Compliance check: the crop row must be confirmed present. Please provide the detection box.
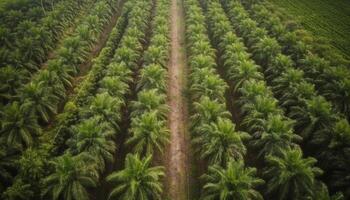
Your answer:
[242,0,350,119]
[220,0,350,197]
[105,0,172,198]
[183,0,266,198]
[127,0,171,157]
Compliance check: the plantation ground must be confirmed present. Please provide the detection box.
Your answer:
[268,0,350,59]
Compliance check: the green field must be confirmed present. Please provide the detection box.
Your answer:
[268,0,350,59]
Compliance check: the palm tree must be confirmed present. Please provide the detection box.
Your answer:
[114,47,140,69]
[264,147,322,199]
[238,80,271,105]
[89,92,123,131]
[191,70,228,102]
[190,54,216,69]
[36,70,66,100]
[47,59,73,88]
[0,66,29,103]
[144,46,168,66]
[227,60,263,92]
[250,114,301,157]
[19,81,58,123]
[0,102,41,149]
[99,76,129,98]
[191,96,231,129]
[194,118,250,166]
[106,62,132,83]
[241,95,281,136]
[42,153,98,200]
[252,37,281,66]
[289,96,336,143]
[130,89,169,119]
[69,117,116,172]
[127,111,169,156]
[266,54,293,82]
[201,160,264,200]
[106,154,164,200]
[137,64,167,92]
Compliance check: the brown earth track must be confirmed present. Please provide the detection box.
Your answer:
[164,0,191,199]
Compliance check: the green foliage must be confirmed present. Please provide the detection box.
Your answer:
[69,117,116,172]
[106,154,164,200]
[264,148,322,199]
[127,111,170,156]
[42,153,98,200]
[0,101,40,149]
[201,160,264,200]
[194,118,249,165]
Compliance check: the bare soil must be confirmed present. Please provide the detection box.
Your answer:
[164,0,191,199]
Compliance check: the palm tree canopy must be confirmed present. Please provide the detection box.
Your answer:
[194,117,250,165]
[127,111,169,156]
[264,147,323,199]
[0,101,41,149]
[42,153,98,200]
[106,154,164,200]
[201,160,264,200]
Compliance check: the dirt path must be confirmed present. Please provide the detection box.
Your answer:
[165,0,191,199]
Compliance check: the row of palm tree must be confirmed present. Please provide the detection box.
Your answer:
[0,0,117,151]
[242,0,350,120]
[105,0,171,199]
[184,0,264,199]
[0,0,92,102]
[41,1,155,199]
[220,0,350,197]
[204,1,342,199]
[128,0,170,157]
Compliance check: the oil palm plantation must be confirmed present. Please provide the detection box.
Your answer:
[127,111,169,156]
[106,154,164,200]
[264,147,322,199]
[201,160,264,200]
[42,153,98,200]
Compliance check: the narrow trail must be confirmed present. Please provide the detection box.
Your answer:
[165,0,191,199]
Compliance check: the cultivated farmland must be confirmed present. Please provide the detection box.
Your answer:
[0,0,349,199]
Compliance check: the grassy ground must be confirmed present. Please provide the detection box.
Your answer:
[268,0,350,59]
